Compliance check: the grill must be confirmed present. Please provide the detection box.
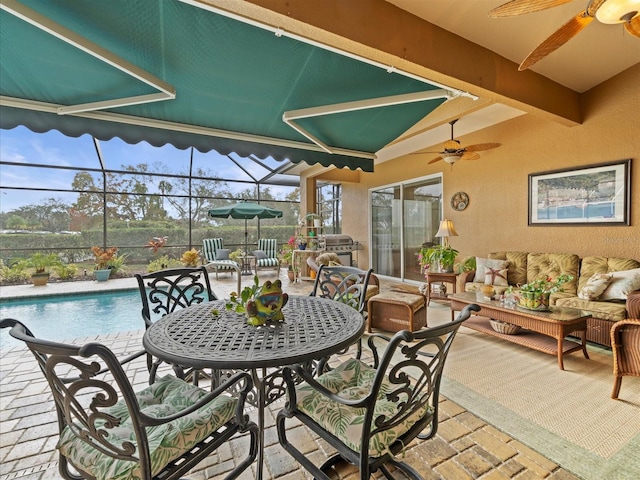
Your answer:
[323,234,355,266]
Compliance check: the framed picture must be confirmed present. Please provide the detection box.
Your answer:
[528,159,631,226]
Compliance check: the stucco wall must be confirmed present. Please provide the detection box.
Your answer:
[341,65,639,270]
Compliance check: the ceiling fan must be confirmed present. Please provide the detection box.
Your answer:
[489,0,640,71]
[417,119,501,165]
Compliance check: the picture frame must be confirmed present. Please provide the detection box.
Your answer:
[528,159,631,226]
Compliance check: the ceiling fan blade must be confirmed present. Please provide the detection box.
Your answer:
[464,142,501,152]
[428,156,443,164]
[461,152,481,161]
[625,15,640,38]
[489,0,573,18]
[519,13,594,70]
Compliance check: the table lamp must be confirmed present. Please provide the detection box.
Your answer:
[435,219,458,247]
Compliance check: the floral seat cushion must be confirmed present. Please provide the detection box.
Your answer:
[295,358,430,457]
[58,375,238,480]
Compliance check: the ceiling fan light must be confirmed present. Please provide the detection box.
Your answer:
[595,0,640,24]
[443,154,462,164]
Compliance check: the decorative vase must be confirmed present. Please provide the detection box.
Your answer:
[31,272,50,286]
[94,269,111,282]
[287,269,295,283]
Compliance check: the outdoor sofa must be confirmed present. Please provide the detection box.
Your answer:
[459,251,640,347]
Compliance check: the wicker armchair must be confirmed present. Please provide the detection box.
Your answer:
[276,304,479,479]
[135,267,217,384]
[0,319,258,480]
[610,319,640,399]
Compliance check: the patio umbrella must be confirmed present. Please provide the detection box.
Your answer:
[208,201,283,266]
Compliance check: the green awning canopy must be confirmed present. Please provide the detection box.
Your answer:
[0,0,453,172]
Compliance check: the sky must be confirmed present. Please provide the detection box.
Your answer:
[0,126,297,214]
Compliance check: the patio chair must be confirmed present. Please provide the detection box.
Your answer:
[135,267,217,384]
[276,304,479,480]
[202,237,240,279]
[254,238,280,273]
[0,318,258,480]
[310,264,373,361]
[610,319,640,399]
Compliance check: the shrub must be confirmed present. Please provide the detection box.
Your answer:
[53,263,79,280]
[147,255,183,272]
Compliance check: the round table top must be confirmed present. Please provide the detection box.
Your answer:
[143,295,365,370]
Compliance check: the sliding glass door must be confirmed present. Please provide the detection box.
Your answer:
[370,175,442,281]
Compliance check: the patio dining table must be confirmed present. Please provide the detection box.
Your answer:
[143,295,365,479]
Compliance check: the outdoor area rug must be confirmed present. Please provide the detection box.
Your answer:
[439,318,640,480]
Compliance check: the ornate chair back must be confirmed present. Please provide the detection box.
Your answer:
[135,267,216,382]
[135,266,216,327]
[310,265,373,316]
[0,318,257,480]
[277,304,480,479]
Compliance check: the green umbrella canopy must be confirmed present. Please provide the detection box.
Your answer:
[208,202,283,258]
[208,202,283,220]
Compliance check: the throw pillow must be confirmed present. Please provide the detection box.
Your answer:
[485,267,508,286]
[577,272,613,300]
[253,249,268,260]
[599,268,640,300]
[474,257,510,283]
[215,248,230,260]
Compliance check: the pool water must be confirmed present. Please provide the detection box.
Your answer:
[0,290,143,349]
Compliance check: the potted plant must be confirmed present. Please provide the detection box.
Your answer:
[24,253,61,286]
[91,246,118,282]
[517,274,573,311]
[418,244,459,274]
[181,248,201,267]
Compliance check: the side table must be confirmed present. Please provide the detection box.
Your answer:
[425,271,458,305]
[237,255,256,276]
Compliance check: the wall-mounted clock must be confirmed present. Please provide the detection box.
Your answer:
[451,192,469,211]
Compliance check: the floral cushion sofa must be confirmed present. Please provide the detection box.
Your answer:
[459,251,640,347]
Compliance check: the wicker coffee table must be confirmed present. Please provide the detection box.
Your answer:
[451,292,590,370]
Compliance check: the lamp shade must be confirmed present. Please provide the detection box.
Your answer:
[435,219,458,238]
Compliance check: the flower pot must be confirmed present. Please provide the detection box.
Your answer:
[94,269,111,282]
[287,269,296,283]
[31,272,50,286]
[298,243,307,251]
[313,219,322,228]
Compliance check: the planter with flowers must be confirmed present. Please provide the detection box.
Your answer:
[516,274,574,311]
[280,236,296,282]
[91,246,118,282]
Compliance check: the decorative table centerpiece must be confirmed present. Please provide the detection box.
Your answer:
[517,274,573,311]
[226,275,289,326]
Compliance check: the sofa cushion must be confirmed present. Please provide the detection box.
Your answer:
[578,256,640,291]
[473,258,509,283]
[489,251,528,286]
[485,267,508,286]
[578,273,613,300]
[599,268,640,300]
[526,253,580,295]
[555,297,627,322]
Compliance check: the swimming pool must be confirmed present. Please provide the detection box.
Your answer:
[0,290,143,349]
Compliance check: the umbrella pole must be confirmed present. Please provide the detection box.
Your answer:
[241,218,252,276]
